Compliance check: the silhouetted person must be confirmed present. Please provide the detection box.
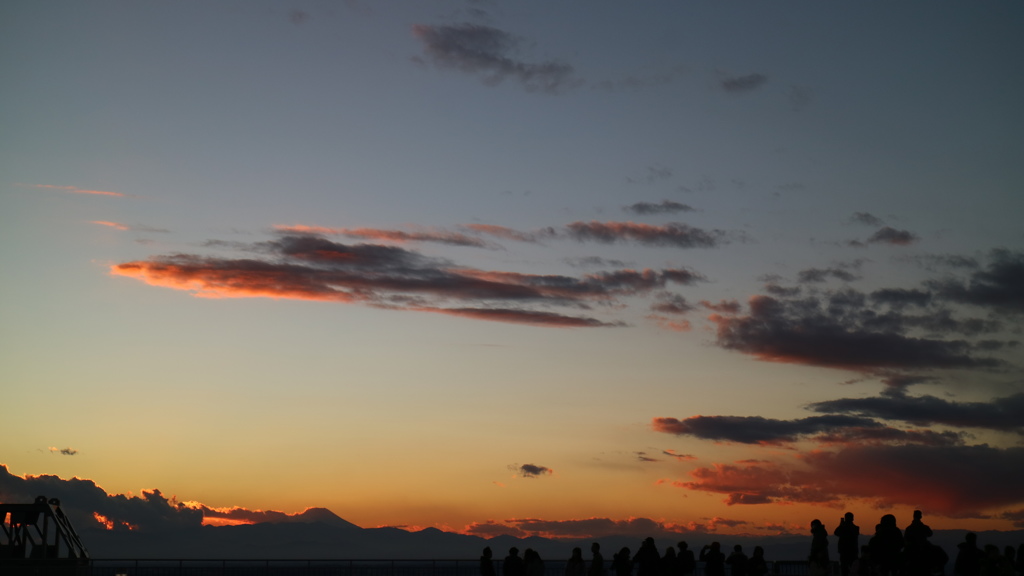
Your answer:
[567,547,587,576]
[525,549,545,576]
[904,511,937,576]
[661,546,679,576]
[835,512,861,576]
[954,533,982,576]
[505,547,525,576]
[810,519,831,576]
[701,542,726,576]
[481,547,496,576]
[747,546,767,576]
[590,542,606,576]
[612,547,633,576]
[727,545,748,576]
[905,511,934,548]
[678,542,697,576]
[634,538,662,576]
[869,514,904,576]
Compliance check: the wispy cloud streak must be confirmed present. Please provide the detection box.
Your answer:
[22,183,126,197]
[112,234,701,328]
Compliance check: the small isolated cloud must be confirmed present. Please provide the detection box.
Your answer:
[662,449,697,462]
[624,201,695,215]
[49,447,79,456]
[91,221,170,233]
[868,226,919,246]
[21,183,126,197]
[515,463,553,478]
[721,73,767,93]
[412,23,577,93]
[92,221,130,231]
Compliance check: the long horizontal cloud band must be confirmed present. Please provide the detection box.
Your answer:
[111,234,703,327]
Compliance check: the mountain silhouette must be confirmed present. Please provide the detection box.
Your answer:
[277,507,361,530]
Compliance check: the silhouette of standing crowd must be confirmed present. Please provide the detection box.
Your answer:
[477,511,1024,576]
[816,511,1023,576]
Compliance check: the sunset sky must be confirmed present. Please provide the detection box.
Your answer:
[2,1,1023,539]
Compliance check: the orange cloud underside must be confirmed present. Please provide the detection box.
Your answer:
[201,517,255,527]
[110,262,357,302]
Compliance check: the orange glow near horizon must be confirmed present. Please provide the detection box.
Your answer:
[201,516,255,527]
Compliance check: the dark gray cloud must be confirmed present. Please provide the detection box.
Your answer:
[709,291,1004,371]
[797,267,861,284]
[651,293,696,315]
[808,390,1024,434]
[879,373,936,389]
[49,447,78,456]
[565,221,727,248]
[929,249,1024,313]
[517,464,552,478]
[850,212,885,227]
[652,414,882,445]
[902,253,980,272]
[870,288,932,309]
[412,23,577,93]
[721,73,768,93]
[624,201,695,215]
[0,465,202,532]
[763,283,802,297]
[868,226,919,246]
[701,299,741,314]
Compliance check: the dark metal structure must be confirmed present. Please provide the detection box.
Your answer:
[0,495,90,575]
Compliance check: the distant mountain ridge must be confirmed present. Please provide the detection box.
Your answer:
[276,507,361,530]
[77,513,1024,562]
